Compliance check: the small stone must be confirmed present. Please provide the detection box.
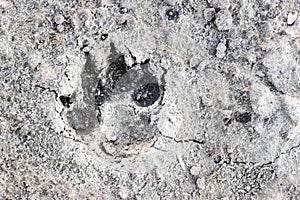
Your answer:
[203,8,216,22]
[215,9,233,31]
[0,0,11,11]
[118,189,129,199]
[249,82,278,118]
[196,178,206,190]
[287,11,298,25]
[57,24,64,32]
[198,60,210,71]
[82,47,90,53]
[54,14,65,25]
[97,0,112,7]
[282,95,300,124]
[255,71,265,77]
[102,142,116,155]
[216,42,227,58]
[190,166,200,176]
[164,0,176,6]
[211,0,230,9]
[27,53,42,68]
[189,57,200,68]
[106,132,118,142]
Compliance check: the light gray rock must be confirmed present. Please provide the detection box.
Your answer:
[287,11,298,25]
[249,82,278,118]
[203,8,216,22]
[216,42,227,58]
[282,95,300,124]
[210,0,230,9]
[54,14,65,25]
[190,166,200,176]
[215,9,233,31]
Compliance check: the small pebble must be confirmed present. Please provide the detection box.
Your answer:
[190,166,200,176]
[0,0,11,11]
[57,24,64,32]
[27,53,42,68]
[216,42,227,58]
[282,95,300,124]
[287,11,298,25]
[203,8,216,22]
[54,14,65,25]
[215,9,233,31]
[102,142,116,155]
[249,82,278,117]
[82,46,90,53]
[211,0,230,9]
[97,0,112,7]
[196,178,206,190]
[118,189,129,199]
[189,57,200,68]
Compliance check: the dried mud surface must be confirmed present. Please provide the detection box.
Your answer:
[1,0,300,199]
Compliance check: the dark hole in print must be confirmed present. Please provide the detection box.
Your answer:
[59,96,72,108]
[101,33,108,41]
[80,39,89,51]
[132,83,161,107]
[166,8,179,21]
[106,55,128,86]
[119,7,129,14]
[214,155,222,163]
[95,81,110,106]
[235,112,252,123]
[95,55,128,106]
[223,118,232,126]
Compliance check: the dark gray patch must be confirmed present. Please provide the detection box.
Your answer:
[235,112,252,124]
[132,83,161,107]
[67,55,99,134]
[67,104,98,133]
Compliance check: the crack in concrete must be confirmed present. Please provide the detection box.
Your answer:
[35,85,58,99]
[156,131,204,145]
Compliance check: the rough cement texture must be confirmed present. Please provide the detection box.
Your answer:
[1,0,300,199]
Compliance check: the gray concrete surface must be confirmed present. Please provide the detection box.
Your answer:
[1,0,300,199]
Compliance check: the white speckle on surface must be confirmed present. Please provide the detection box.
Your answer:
[118,189,129,199]
[216,42,227,58]
[177,153,186,171]
[287,11,298,25]
[190,166,200,176]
